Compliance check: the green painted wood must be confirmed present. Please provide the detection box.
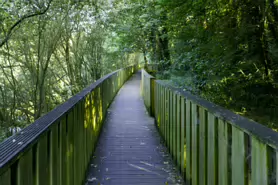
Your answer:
[173,93,177,162]
[85,94,92,164]
[17,149,33,185]
[166,88,170,148]
[37,134,50,185]
[0,169,10,185]
[164,87,167,141]
[251,138,268,185]
[177,94,181,170]
[185,100,191,183]
[67,111,74,185]
[191,103,199,185]
[73,106,80,185]
[98,87,103,131]
[79,101,86,182]
[231,126,246,185]
[159,84,162,131]
[169,91,173,154]
[157,83,161,128]
[156,83,159,122]
[180,97,186,178]
[78,103,83,185]
[154,83,156,121]
[199,107,207,185]
[218,119,228,185]
[91,90,97,150]
[151,77,155,116]
[207,113,217,185]
[50,123,60,185]
[162,85,165,138]
[60,118,67,185]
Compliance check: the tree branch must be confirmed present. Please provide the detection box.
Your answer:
[0,0,53,48]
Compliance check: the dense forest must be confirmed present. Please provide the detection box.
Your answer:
[0,0,278,141]
[115,0,278,130]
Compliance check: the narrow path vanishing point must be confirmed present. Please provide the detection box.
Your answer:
[85,71,184,185]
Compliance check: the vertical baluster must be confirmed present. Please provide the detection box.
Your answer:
[191,103,199,185]
[180,97,186,178]
[185,100,192,184]
[166,88,170,148]
[0,169,10,185]
[177,94,181,169]
[37,134,50,185]
[173,93,177,163]
[162,86,165,139]
[199,107,207,185]
[50,123,59,185]
[60,118,67,185]
[207,113,218,185]
[67,112,74,185]
[231,126,246,185]
[17,149,33,185]
[169,91,173,155]
[251,138,268,185]
[218,120,229,185]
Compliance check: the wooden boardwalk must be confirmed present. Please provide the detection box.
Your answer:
[85,72,184,185]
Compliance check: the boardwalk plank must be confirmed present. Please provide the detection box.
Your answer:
[85,72,184,185]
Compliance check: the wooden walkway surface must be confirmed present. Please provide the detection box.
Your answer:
[85,72,184,185]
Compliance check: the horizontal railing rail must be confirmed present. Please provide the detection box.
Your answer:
[0,65,136,185]
[142,69,278,185]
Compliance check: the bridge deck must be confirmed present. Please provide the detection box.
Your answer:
[85,72,184,185]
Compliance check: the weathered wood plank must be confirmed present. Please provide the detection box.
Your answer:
[181,97,186,178]
[157,84,161,129]
[60,118,67,185]
[0,169,10,185]
[67,111,74,185]
[37,134,50,185]
[185,100,192,183]
[173,93,177,163]
[218,119,228,185]
[231,126,246,185]
[177,94,181,170]
[251,137,268,185]
[152,78,157,118]
[199,107,207,185]
[50,123,60,185]
[169,90,173,155]
[73,106,80,185]
[166,88,170,148]
[207,112,217,185]
[17,149,33,185]
[191,103,199,185]
[79,101,86,180]
[161,87,166,139]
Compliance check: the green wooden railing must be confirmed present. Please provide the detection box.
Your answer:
[0,65,136,185]
[141,69,155,115]
[142,68,278,185]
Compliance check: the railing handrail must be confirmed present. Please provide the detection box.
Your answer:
[155,79,278,148]
[0,66,134,174]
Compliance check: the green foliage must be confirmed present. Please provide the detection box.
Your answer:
[0,0,140,141]
[111,0,278,129]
